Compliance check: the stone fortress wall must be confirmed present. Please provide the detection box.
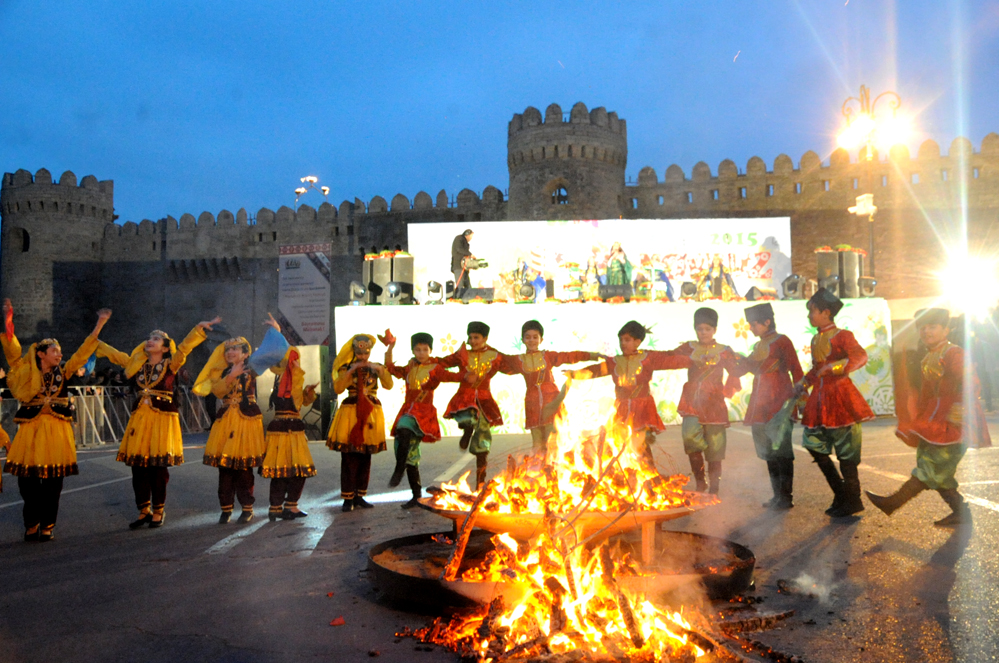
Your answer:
[2,101,998,355]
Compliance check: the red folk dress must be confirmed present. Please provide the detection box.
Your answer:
[503,350,594,429]
[386,359,462,442]
[671,341,741,426]
[801,325,874,428]
[439,345,508,426]
[899,341,992,448]
[736,332,804,425]
[572,351,688,433]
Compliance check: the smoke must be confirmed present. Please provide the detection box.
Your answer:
[791,570,835,604]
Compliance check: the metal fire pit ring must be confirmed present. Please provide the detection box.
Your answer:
[367,530,755,612]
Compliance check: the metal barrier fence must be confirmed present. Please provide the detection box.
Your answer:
[0,386,213,448]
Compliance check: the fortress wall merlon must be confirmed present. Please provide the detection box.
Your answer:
[2,169,114,221]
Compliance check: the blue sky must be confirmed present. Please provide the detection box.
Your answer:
[1,1,997,223]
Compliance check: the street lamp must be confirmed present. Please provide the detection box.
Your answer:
[294,175,331,209]
[836,85,909,278]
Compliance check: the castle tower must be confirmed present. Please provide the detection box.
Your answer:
[0,168,113,343]
[506,102,628,220]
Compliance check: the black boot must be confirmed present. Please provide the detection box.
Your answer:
[402,465,422,510]
[707,461,722,495]
[934,489,972,527]
[829,460,864,517]
[810,450,844,515]
[459,425,473,451]
[353,495,374,509]
[389,432,411,488]
[866,476,926,516]
[774,458,794,510]
[689,452,707,492]
[761,460,780,508]
[475,452,488,490]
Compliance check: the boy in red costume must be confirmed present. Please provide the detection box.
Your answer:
[670,308,740,494]
[800,288,874,518]
[866,308,991,526]
[384,332,462,508]
[439,321,508,490]
[502,320,601,453]
[565,320,687,462]
[734,303,803,510]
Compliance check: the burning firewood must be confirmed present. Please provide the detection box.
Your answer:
[599,546,644,649]
[440,480,496,582]
[717,610,794,635]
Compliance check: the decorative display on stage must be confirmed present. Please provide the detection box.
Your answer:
[408,218,793,302]
[334,299,894,437]
[277,243,331,345]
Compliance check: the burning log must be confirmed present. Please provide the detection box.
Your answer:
[440,480,495,582]
[599,546,644,649]
[717,610,795,635]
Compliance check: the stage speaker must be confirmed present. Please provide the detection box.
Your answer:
[839,251,862,299]
[816,251,839,285]
[745,286,777,301]
[460,288,494,303]
[391,254,415,304]
[599,284,633,301]
[818,274,840,297]
[362,256,392,304]
[781,274,805,299]
[680,282,697,298]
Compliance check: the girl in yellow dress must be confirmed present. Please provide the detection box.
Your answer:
[327,334,393,512]
[96,316,220,529]
[0,299,112,542]
[260,343,318,521]
[194,333,266,524]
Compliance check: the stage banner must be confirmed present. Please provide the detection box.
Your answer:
[333,298,894,437]
[407,218,792,302]
[278,243,331,346]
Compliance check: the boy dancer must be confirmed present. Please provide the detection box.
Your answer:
[384,332,462,508]
[867,308,991,526]
[800,288,874,518]
[440,321,508,490]
[566,320,687,463]
[735,303,804,509]
[670,308,741,494]
[503,320,601,453]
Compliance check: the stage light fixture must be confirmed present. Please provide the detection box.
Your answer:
[519,283,535,299]
[426,281,444,305]
[349,281,366,306]
[680,281,697,298]
[781,274,805,299]
[445,280,455,300]
[818,274,840,297]
[367,282,384,297]
[385,281,402,305]
[858,276,877,298]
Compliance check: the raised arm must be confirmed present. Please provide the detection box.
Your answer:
[548,350,603,367]
[65,309,112,376]
[564,358,612,381]
[170,317,219,372]
[0,299,21,366]
[96,340,130,368]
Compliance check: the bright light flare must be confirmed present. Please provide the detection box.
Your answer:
[294,187,308,195]
[937,254,999,319]
[837,113,911,155]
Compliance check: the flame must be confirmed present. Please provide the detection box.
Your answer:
[409,400,722,660]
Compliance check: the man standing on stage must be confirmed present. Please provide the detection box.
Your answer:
[450,229,475,301]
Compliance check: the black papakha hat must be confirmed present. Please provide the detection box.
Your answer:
[521,320,544,337]
[467,321,490,337]
[694,307,718,328]
[807,287,843,316]
[744,303,775,325]
[914,308,950,328]
[618,320,648,341]
[411,332,434,350]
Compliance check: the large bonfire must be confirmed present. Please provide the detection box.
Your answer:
[407,385,729,662]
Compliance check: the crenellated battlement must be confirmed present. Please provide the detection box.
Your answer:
[1,168,114,222]
[622,133,999,215]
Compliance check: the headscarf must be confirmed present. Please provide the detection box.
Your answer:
[105,332,179,379]
[334,333,377,449]
[193,336,252,397]
[6,340,56,403]
[269,346,304,410]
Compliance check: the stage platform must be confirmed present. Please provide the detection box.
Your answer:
[334,299,895,436]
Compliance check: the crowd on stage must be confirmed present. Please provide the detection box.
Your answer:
[0,287,991,544]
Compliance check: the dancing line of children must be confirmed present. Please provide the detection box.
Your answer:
[0,287,990,543]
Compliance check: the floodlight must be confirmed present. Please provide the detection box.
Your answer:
[782,274,805,299]
[680,282,697,298]
[385,282,402,305]
[426,281,444,305]
[349,281,366,306]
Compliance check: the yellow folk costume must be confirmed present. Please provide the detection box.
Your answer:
[195,337,266,522]
[97,326,207,527]
[327,334,393,511]
[1,328,101,538]
[261,347,317,520]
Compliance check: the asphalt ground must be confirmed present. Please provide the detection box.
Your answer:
[2,417,998,663]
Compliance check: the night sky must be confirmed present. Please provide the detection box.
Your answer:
[1,0,997,224]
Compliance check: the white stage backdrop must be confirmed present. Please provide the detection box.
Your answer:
[333,299,895,437]
[407,218,792,303]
